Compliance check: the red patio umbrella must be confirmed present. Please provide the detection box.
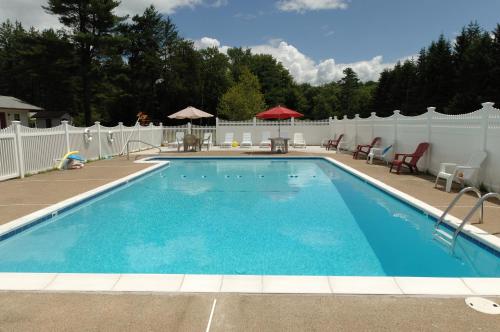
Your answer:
[256,105,303,137]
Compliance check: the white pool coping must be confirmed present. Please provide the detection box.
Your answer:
[0,156,499,296]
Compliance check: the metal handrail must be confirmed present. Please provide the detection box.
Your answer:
[434,187,483,231]
[451,192,500,250]
[126,140,161,160]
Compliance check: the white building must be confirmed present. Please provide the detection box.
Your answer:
[0,96,43,128]
[32,111,73,128]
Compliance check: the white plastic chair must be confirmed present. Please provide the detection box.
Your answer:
[259,131,271,148]
[221,132,234,148]
[201,132,212,151]
[173,131,185,152]
[434,151,487,192]
[367,144,393,164]
[292,133,306,148]
[240,132,253,148]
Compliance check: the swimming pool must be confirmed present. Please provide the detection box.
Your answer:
[0,157,498,277]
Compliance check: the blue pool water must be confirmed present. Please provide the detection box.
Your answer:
[0,158,498,277]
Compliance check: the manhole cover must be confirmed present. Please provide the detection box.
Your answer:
[465,297,500,315]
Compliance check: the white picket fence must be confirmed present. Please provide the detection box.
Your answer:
[0,121,164,181]
[1,102,499,191]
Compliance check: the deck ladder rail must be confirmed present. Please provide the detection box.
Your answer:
[126,140,162,160]
[448,192,500,251]
[433,187,483,251]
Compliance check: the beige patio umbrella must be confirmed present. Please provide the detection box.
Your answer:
[168,106,213,120]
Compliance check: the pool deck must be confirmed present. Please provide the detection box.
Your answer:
[0,148,499,330]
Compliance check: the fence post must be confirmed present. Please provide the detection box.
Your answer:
[118,122,124,151]
[393,110,400,151]
[150,123,154,145]
[426,107,435,172]
[343,115,347,138]
[370,112,376,140]
[215,117,219,145]
[291,117,295,126]
[480,102,493,152]
[354,114,359,148]
[159,122,163,145]
[95,121,102,159]
[253,117,256,126]
[12,121,25,178]
[62,120,70,153]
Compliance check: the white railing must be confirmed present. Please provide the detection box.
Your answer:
[1,102,499,191]
[0,121,164,180]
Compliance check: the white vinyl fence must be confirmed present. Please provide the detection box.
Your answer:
[216,102,500,191]
[1,102,499,191]
[0,121,164,181]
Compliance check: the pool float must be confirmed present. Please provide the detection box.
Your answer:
[57,151,86,170]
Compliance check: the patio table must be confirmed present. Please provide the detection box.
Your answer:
[270,137,289,153]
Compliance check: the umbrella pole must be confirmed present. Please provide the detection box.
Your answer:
[278,121,281,138]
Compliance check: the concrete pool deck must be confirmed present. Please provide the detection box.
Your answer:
[0,149,499,329]
[1,292,500,331]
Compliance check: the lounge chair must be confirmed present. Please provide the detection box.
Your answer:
[326,134,344,151]
[353,137,381,159]
[292,133,306,148]
[259,131,271,148]
[201,132,213,151]
[174,131,185,152]
[367,144,393,165]
[221,132,234,148]
[434,151,487,192]
[240,132,253,148]
[389,143,430,174]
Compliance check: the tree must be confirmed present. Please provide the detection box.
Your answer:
[199,47,232,116]
[45,0,125,125]
[217,67,265,120]
[338,68,359,117]
[448,22,494,113]
[0,21,78,114]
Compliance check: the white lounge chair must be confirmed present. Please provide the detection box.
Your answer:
[292,133,306,148]
[201,132,213,151]
[172,131,184,152]
[240,132,253,148]
[221,132,234,148]
[259,131,271,148]
[434,151,487,192]
[367,144,393,165]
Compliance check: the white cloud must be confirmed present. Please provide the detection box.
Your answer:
[194,37,401,85]
[277,0,348,13]
[193,37,221,49]
[0,0,226,30]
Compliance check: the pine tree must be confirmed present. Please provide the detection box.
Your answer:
[44,0,125,125]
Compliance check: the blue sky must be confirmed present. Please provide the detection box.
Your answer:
[2,0,500,84]
[173,0,500,63]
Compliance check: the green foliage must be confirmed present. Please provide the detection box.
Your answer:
[217,68,265,120]
[370,22,499,115]
[1,5,499,125]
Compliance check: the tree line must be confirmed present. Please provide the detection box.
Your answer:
[370,22,500,116]
[0,1,498,125]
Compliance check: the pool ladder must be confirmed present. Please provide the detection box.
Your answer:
[434,187,500,252]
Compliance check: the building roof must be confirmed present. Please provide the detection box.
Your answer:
[31,111,69,119]
[0,96,43,111]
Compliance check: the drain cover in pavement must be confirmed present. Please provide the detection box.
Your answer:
[465,297,500,315]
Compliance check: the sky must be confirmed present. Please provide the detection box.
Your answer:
[2,0,500,85]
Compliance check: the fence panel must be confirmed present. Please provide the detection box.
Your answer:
[21,125,67,174]
[0,126,18,181]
